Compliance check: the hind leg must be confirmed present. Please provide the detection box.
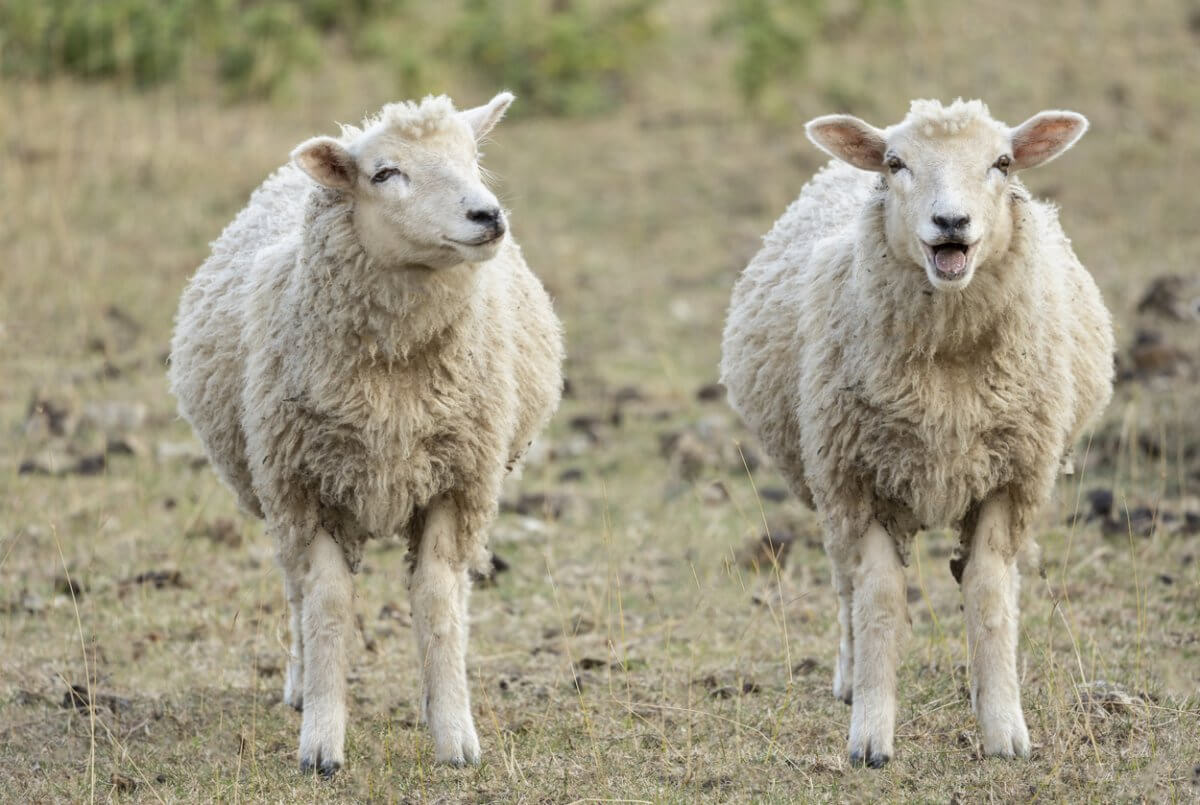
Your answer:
[830,559,855,704]
[282,569,305,711]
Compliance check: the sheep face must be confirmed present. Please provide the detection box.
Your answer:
[292,92,515,270]
[806,99,1088,291]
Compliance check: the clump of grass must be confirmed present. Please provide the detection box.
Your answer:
[0,0,404,97]
[713,0,903,108]
[448,0,662,116]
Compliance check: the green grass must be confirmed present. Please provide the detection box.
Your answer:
[1,0,1199,800]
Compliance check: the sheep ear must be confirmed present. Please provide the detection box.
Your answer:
[459,91,514,141]
[292,136,357,190]
[1010,111,1088,171]
[805,114,888,172]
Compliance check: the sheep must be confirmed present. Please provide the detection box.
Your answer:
[168,92,564,775]
[720,99,1113,767]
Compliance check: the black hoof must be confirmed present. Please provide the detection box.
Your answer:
[300,756,341,779]
[849,750,890,769]
[840,692,853,706]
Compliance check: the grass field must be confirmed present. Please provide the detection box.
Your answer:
[2,0,1199,801]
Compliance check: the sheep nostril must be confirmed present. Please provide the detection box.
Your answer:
[932,213,970,231]
[466,207,501,226]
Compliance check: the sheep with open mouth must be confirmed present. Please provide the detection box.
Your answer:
[720,98,1113,767]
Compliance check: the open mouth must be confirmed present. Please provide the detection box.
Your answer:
[922,241,972,282]
[444,231,505,248]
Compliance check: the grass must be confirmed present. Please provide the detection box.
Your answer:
[1,0,1199,800]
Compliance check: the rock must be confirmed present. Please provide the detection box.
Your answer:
[759,486,788,503]
[23,395,75,438]
[61,684,130,713]
[1102,505,1158,538]
[186,518,242,548]
[1074,680,1148,717]
[105,435,148,458]
[695,382,726,403]
[736,529,795,571]
[54,575,85,599]
[793,657,820,676]
[80,401,148,434]
[71,454,106,476]
[1128,329,1191,378]
[567,413,609,443]
[17,457,54,476]
[612,385,645,405]
[155,440,208,468]
[123,570,187,590]
[1136,275,1200,322]
[491,516,550,545]
[700,480,730,506]
[470,553,511,587]
[500,492,578,520]
[1087,488,1114,520]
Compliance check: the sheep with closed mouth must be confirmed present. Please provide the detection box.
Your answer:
[168,92,564,775]
[721,99,1113,767]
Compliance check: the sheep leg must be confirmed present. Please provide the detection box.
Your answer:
[830,561,855,704]
[297,529,353,777]
[282,570,305,711]
[963,494,1030,758]
[410,494,480,766]
[848,520,906,768]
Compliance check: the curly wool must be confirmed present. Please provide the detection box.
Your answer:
[721,160,1113,560]
[169,162,563,574]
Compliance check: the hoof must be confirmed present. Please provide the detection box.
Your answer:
[300,755,342,779]
[849,749,890,769]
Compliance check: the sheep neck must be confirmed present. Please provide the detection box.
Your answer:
[857,189,1038,360]
[298,190,483,366]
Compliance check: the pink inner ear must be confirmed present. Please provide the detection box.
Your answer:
[314,144,352,184]
[818,124,884,168]
[1014,117,1082,165]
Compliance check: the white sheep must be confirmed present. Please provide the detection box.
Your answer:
[721,99,1113,766]
[168,92,564,775]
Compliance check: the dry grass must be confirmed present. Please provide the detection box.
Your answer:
[2,0,1199,801]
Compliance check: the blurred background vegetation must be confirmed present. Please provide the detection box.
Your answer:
[2,0,1198,800]
[0,0,898,111]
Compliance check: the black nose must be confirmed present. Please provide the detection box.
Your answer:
[932,213,970,231]
[466,207,501,226]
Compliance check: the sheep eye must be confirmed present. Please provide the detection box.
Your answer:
[885,156,906,174]
[993,154,1012,174]
[371,167,406,184]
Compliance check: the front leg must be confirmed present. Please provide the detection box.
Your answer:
[848,520,907,768]
[410,494,480,766]
[962,492,1030,758]
[298,529,353,777]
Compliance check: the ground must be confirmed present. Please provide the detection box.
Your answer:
[1,0,1199,801]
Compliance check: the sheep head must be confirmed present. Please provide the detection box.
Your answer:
[292,91,515,270]
[806,99,1088,291]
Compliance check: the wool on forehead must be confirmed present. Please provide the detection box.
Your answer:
[338,94,460,143]
[899,98,1000,138]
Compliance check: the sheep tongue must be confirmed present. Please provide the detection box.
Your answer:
[935,248,966,275]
